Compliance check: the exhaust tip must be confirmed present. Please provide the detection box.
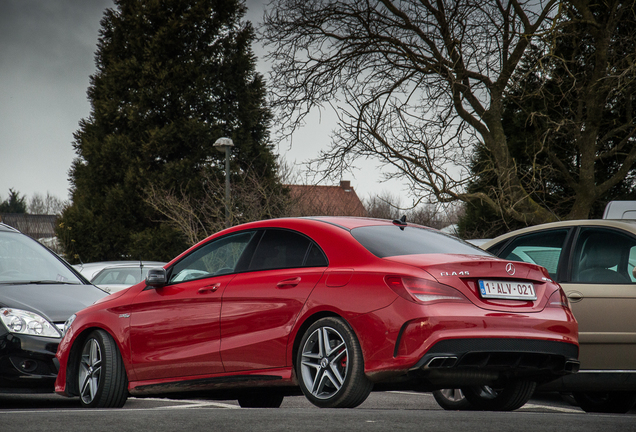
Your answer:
[425,356,458,368]
[564,360,580,374]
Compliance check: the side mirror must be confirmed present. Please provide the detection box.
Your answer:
[146,267,167,288]
[633,267,636,280]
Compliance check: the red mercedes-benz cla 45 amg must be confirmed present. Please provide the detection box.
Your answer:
[54,217,578,410]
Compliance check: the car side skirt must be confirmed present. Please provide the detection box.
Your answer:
[128,367,295,397]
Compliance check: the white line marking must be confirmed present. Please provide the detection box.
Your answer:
[130,398,240,409]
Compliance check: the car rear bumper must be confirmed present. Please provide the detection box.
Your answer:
[415,338,579,371]
[0,332,60,392]
[411,337,579,387]
[349,296,579,384]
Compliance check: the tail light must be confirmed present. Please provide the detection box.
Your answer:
[385,276,469,304]
[547,286,571,309]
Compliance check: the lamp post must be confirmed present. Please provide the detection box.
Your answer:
[213,137,234,228]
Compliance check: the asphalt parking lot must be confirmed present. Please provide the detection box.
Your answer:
[0,390,600,413]
[2,391,636,432]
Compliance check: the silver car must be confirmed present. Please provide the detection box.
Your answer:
[74,261,166,293]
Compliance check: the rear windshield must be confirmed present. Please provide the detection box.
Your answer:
[351,225,491,258]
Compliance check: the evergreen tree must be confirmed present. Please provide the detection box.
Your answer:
[57,0,277,263]
[0,189,27,214]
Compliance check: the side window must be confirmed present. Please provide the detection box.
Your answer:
[169,231,255,283]
[248,229,327,271]
[496,229,568,279]
[305,243,329,267]
[572,228,636,284]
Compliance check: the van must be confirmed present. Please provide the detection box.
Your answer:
[602,200,636,219]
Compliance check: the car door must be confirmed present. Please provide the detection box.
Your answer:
[566,227,636,370]
[220,229,328,372]
[129,231,255,381]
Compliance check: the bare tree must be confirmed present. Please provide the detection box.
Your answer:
[262,0,636,223]
[145,170,294,246]
[365,192,402,220]
[364,192,463,229]
[28,192,67,215]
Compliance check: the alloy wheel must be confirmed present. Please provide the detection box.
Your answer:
[300,326,349,400]
[79,338,102,405]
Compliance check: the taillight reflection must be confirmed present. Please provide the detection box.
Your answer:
[384,276,469,304]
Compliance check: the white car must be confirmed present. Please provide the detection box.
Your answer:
[73,261,166,293]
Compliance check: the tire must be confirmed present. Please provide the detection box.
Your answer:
[296,317,372,408]
[572,391,636,414]
[461,380,536,411]
[237,392,284,408]
[77,329,128,408]
[433,389,474,410]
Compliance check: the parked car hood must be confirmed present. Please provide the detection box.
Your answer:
[0,283,107,323]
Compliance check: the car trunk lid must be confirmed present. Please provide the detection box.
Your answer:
[384,254,557,312]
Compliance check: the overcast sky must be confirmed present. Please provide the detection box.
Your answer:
[0,0,408,208]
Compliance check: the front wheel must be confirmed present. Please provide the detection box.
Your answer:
[572,391,636,413]
[461,380,536,411]
[77,329,128,408]
[296,317,372,408]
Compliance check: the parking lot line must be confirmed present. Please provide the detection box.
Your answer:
[133,398,240,409]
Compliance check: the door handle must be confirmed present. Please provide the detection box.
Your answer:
[198,283,220,293]
[277,277,301,288]
[566,291,583,302]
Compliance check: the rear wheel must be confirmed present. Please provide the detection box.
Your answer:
[296,317,372,408]
[432,389,473,410]
[572,391,636,413]
[461,380,536,411]
[237,392,284,408]
[77,329,128,408]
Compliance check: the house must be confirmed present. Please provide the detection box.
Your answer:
[286,181,367,217]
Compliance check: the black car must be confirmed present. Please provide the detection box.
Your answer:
[0,223,107,392]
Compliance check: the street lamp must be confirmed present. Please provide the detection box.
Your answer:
[213,137,234,228]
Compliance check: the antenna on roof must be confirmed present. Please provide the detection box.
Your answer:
[392,215,407,230]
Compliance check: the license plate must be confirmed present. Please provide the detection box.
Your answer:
[478,280,536,300]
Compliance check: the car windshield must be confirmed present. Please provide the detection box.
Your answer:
[0,231,83,285]
[351,225,491,258]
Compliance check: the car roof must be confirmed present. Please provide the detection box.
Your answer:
[209,217,422,238]
[165,216,436,268]
[309,216,414,230]
[481,219,636,249]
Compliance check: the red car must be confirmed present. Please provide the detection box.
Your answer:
[54,217,579,410]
